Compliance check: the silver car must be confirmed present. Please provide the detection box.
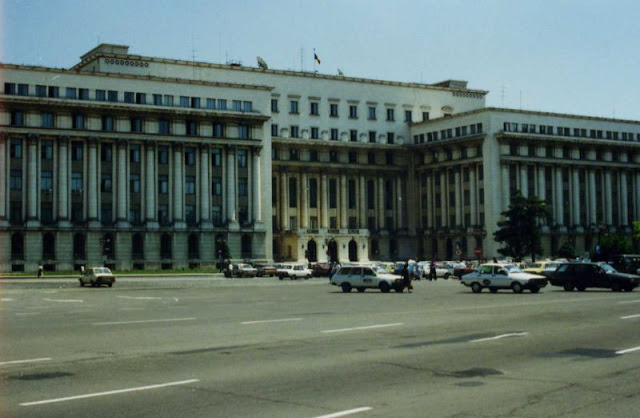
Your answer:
[331,266,405,293]
[461,263,547,294]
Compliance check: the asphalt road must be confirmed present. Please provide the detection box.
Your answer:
[1,275,639,417]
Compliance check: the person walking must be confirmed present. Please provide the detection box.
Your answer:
[403,261,413,293]
[37,264,44,278]
[429,260,437,281]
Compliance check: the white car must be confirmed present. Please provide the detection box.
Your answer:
[461,263,547,293]
[331,266,406,293]
[277,263,312,280]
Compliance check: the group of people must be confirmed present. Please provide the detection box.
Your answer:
[402,260,439,293]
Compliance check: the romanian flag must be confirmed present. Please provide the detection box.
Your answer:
[314,51,321,64]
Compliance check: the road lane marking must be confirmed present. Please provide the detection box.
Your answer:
[617,299,640,304]
[1,298,14,302]
[616,346,640,355]
[43,298,84,303]
[241,318,303,325]
[321,323,403,334]
[470,332,529,343]
[313,407,373,418]
[93,317,196,326]
[0,358,52,367]
[117,296,163,300]
[621,314,640,319]
[20,379,200,406]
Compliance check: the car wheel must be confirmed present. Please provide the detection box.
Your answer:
[530,286,540,293]
[563,282,574,291]
[278,275,284,280]
[444,273,450,280]
[511,282,523,294]
[471,282,482,293]
[357,287,365,293]
[576,285,586,292]
[611,282,621,292]
[379,282,390,293]
[341,282,352,293]
[108,283,113,288]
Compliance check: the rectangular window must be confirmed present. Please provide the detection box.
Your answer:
[310,102,319,116]
[10,170,22,190]
[17,83,28,96]
[387,132,395,144]
[386,108,395,121]
[158,176,168,194]
[311,127,319,139]
[79,88,89,100]
[131,118,143,133]
[185,176,195,194]
[422,112,430,121]
[217,99,227,110]
[243,101,252,112]
[163,95,174,106]
[350,130,358,142]
[153,94,163,105]
[329,179,337,208]
[10,111,24,126]
[331,128,339,141]
[238,178,248,197]
[101,174,112,193]
[206,98,215,109]
[271,124,279,137]
[368,106,376,120]
[102,116,114,131]
[124,92,135,103]
[271,99,278,113]
[101,144,112,162]
[36,85,47,97]
[289,100,299,114]
[158,146,169,165]
[4,82,16,94]
[186,120,198,136]
[191,97,201,109]
[348,179,357,209]
[41,171,54,190]
[238,124,250,139]
[367,180,375,209]
[288,177,297,208]
[212,177,222,196]
[309,178,318,208]
[237,149,247,167]
[290,125,300,138]
[41,141,53,160]
[184,147,196,166]
[405,110,412,123]
[95,89,106,101]
[66,87,77,99]
[130,145,141,163]
[330,103,339,117]
[107,90,118,102]
[213,122,225,137]
[71,142,83,161]
[158,119,171,134]
[48,86,59,98]
[211,148,222,166]
[232,100,242,111]
[179,96,189,107]
[368,131,376,143]
[349,105,358,119]
[71,172,83,191]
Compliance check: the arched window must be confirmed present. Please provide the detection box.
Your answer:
[43,232,55,260]
[188,233,199,259]
[132,233,144,259]
[306,239,317,262]
[11,233,24,260]
[161,233,172,259]
[348,240,358,262]
[73,233,86,259]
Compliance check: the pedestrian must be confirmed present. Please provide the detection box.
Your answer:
[429,260,436,281]
[403,261,413,293]
[37,264,43,278]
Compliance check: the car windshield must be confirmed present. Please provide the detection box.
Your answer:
[503,264,523,272]
[95,267,111,274]
[599,263,618,273]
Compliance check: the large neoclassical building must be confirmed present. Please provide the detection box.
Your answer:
[1,44,639,272]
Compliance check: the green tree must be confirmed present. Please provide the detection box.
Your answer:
[633,221,640,252]
[493,192,549,262]
[595,234,633,261]
[557,242,576,259]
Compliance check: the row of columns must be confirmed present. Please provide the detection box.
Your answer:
[276,172,403,231]
[1,136,264,229]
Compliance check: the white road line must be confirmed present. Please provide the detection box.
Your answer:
[241,318,303,325]
[0,357,52,367]
[1,298,14,302]
[321,323,403,334]
[617,299,640,304]
[313,406,373,418]
[43,298,84,303]
[470,332,529,343]
[93,317,196,326]
[20,379,200,406]
[620,314,640,319]
[117,296,163,300]
[616,346,640,355]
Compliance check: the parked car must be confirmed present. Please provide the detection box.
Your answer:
[254,263,277,277]
[461,263,547,293]
[79,267,115,287]
[547,262,640,292]
[523,261,562,276]
[417,261,452,279]
[311,262,332,277]
[276,263,313,280]
[608,254,640,275]
[224,263,258,278]
[331,265,405,293]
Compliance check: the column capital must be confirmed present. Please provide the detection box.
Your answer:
[28,133,39,145]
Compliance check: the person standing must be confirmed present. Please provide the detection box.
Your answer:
[403,261,413,293]
[37,264,44,278]
[429,260,437,281]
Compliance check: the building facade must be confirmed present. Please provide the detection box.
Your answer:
[1,44,638,272]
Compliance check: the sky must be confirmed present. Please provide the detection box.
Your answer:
[2,0,639,120]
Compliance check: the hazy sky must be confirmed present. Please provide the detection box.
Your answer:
[2,0,639,120]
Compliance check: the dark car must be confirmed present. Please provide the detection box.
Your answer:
[608,254,640,275]
[547,262,640,292]
[311,262,332,277]
[254,264,277,277]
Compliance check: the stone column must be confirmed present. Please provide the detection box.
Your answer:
[321,174,328,228]
[554,167,564,226]
[454,169,462,227]
[0,135,6,225]
[520,165,528,197]
[252,148,262,223]
[280,172,288,230]
[27,136,39,225]
[440,170,448,227]
[300,172,308,229]
[116,140,129,226]
[377,177,385,230]
[87,142,99,226]
[604,171,613,225]
[537,166,546,202]
[620,172,628,226]
[359,174,366,229]
[226,147,237,227]
[426,173,433,229]
[173,144,185,229]
[200,145,212,229]
[57,137,70,227]
[145,144,157,228]
[340,174,347,229]
[469,166,477,226]
[588,170,597,225]
[571,168,581,227]
[501,165,510,212]
[395,176,403,230]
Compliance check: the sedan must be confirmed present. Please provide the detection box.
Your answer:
[461,263,547,293]
[547,262,640,292]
